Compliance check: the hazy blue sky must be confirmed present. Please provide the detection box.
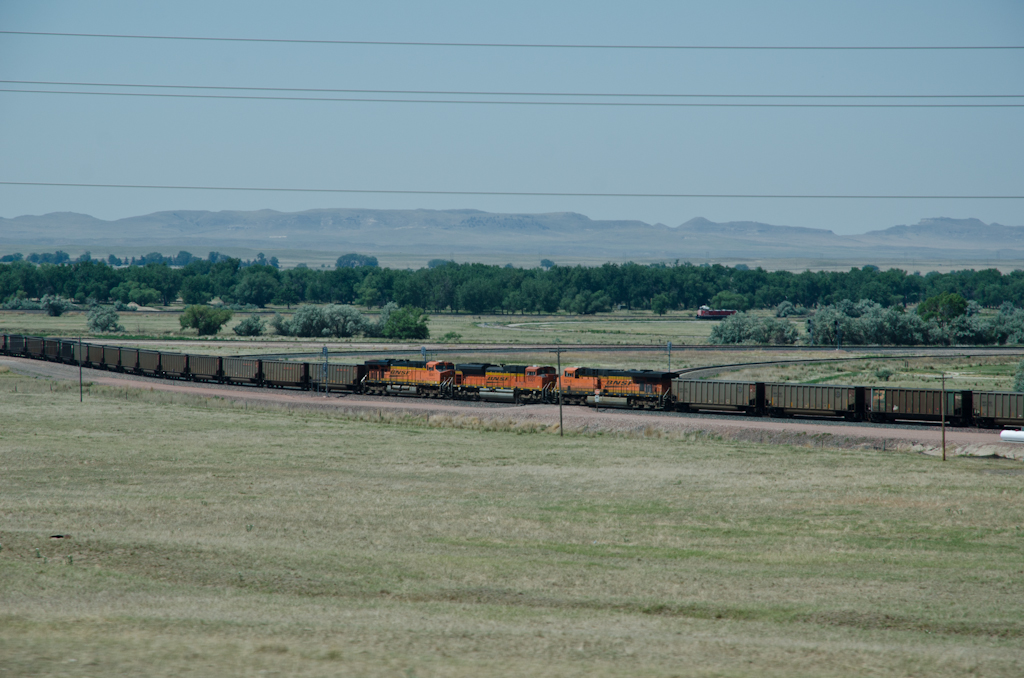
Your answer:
[1,0,1021,234]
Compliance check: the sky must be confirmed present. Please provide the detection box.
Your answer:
[0,0,1022,235]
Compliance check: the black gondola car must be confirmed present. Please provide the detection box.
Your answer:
[972,391,1024,429]
[103,345,121,370]
[44,339,61,361]
[161,353,188,379]
[120,348,139,372]
[86,343,104,367]
[59,340,75,363]
[222,357,261,384]
[138,350,161,375]
[26,336,45,358]
[8,334,25,356]
[309,363,366,393]
[765,383,865,421]
[672,379,763,415]
[868,387,971,426]
[188,354,221,382]
[262,360,308,388]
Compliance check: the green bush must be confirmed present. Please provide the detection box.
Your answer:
[1014,360,1024,392]
[710,313,798,345]
[233,314,267,336]
[179,305,233,335]
[272,304,367,337]
[383,306,430,340]
[40,294,73,317]
[440,331,462,343]
[87,306,124,333]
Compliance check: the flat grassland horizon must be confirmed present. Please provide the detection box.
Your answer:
[1,371,1023,676]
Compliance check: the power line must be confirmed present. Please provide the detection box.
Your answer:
[2,30,1021,50]
[3,89,1021,108]
[2,181,1020,199]
[4,79,1021,99]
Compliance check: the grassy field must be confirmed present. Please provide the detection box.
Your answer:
[0,308,724,346]
[723,354,1024,391]
[1,370,1023,676]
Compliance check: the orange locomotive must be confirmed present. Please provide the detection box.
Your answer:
[594,369,675,410]
[455,363,558,403]
[364,359,457,398]
[558,367,674,409]
[558,367,601,405]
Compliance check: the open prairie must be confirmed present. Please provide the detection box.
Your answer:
[1,370,1023,677]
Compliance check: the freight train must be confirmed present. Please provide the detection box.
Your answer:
[3,334,1023,430]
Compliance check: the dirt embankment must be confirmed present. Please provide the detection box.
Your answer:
[3,356,1020,461]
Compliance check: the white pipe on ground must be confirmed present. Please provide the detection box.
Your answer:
[999,430,1024,443]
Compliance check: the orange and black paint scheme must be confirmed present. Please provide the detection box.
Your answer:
[455,363,557,403]
[595,369,675,409]
[559,367,601,405]
[364,359,457,397]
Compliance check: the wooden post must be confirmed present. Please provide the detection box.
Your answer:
[552,348,564,437]
[941,372,946,462]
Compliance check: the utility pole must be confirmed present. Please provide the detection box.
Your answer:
[667,340,672,372]
[78,337,83,403]
[322,345,329,397]
[941,372,946,462]
[551,348,564,437]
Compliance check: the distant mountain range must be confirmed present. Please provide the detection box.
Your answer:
[1,209,1020,265]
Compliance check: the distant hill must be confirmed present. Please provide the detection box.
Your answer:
[1,209,1021,265]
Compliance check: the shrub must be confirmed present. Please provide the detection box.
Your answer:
[273,304,367,337]
[775,301,796,317]
[179,305,233,335]
[874,368,894,381]
[383,306,430,340]
[40,294,73,317]
[709,313,798,345]
[2,294,41,310]
[233,314,267,336]
[87,306,124,333]
[440,331,462,343]
[1015,360,1024,392]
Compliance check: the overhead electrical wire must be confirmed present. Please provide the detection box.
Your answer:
[1,181,1020,199]
[3,79,1019,99]
[2,88,1020,107]
[1,30,1021,50]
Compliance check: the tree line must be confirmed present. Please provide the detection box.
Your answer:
[711,297,1024,346]
[3,258,1024,315]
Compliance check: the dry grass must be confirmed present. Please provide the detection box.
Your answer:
[727,355,1022,390]
[1,370,1023,676]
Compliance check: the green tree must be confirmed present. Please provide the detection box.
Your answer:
[709,290,749,311]
[336,253,379,268]
[383,306,430,340]
[651,292,673,315]
[179,305,233,335]
[231,268,280,307]
[916,292,968,325]
[179,276,213,305]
